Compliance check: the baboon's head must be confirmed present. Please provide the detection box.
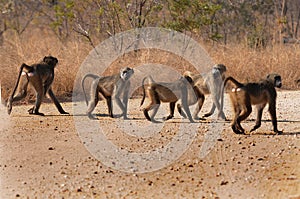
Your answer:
[267,73,282,88]
[213,64,227,74]
[120,67,134,81]
[43,56,58,67]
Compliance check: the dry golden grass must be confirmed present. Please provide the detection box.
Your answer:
[208,43,300,89]
[0,28,90,100]
[0,28,299,102]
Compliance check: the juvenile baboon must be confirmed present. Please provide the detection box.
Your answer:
[81,67,134,120]
[177,64,227,120]
[140,75,194,122]
[224,73,282,134]
[7,56,69,116]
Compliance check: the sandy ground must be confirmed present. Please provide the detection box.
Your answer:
[0,91,299,199]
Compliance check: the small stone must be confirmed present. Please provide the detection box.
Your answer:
[220,181,228,185]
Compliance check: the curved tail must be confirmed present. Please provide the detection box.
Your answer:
[81,73,100,105]
[219,76,244,117]
[224,76,243,88]
[140,75,155,107]
[140,77,148,107]
[7,63,29,114]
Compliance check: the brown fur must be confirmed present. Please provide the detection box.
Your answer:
[81,67,134,120]
[224,73,282,134]
[140,75,194,122]
[7,56,68,116]
[178,64,227,120]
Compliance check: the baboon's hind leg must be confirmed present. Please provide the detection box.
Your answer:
[7,76,29,114]
[235,104,252,134]
[193,94,205,120]
[86,80,100,120]
[143,91,160,122]
[106,97,113,118]
[163,102,176,121]
[250,104,265,132]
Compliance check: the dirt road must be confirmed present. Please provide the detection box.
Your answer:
[0,91,299,198]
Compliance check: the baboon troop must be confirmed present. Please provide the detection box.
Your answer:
[81,67,134,120]
[224,74,282,134]
[7,56,69,116]
[140,75,194,122]
[6,56,284,135]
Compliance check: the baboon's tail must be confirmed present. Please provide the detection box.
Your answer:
[140,77,148,107]
[220,76,243,112]
[140,75,156,107]
[10,64,27,98]
[7,63,28,114]
[224,76,243,88]
[81,73,100,106]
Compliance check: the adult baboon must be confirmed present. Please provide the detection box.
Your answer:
[177,64,227,120]
[140,75,194,122]
[7,56,69,116]
[81,67,134,120]
[224,73,282,134]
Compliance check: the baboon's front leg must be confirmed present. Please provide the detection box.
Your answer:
[28,92,45,116]
[121,87,130,119]
[268,102,282,134]
[28,77,45,116]
[47,88,69,114]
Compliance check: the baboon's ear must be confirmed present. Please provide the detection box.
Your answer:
[43,56,48,62]
[267,74,270,79]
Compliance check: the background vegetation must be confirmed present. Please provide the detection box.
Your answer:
[0,0,299,100]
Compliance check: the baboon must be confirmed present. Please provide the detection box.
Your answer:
[81,67,134,120]
[177,64,227,120]
[224,73,282,134]
[140,75,194,122]
[7,56,69,116]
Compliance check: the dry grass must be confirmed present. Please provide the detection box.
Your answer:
[207,43,300,89]
[0,28,299,102]
[0,28,90,101]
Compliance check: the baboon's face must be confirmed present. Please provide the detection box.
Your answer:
[43,56,58,67]
[120,67,134,81]
[212,64,227,77]
[274,76,282,88]
[267,74,282,88]
[213,64,227,74]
